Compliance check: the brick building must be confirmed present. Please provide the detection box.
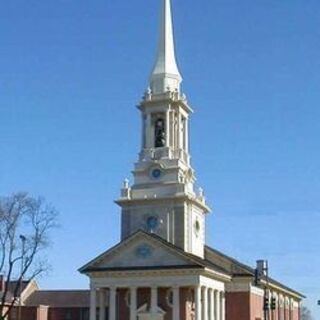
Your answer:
[1,279,90,320]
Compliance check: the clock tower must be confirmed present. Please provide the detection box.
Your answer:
[80,3,304,320]
[116,0,210,258]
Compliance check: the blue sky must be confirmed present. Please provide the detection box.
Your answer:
[1,0,319,317]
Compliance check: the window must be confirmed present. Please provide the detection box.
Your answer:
[125,290,131,308]
[154,118,165,148]
[166,288,173,307]
[80,308,89,320]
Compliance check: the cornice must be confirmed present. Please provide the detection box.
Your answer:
[115,193,211,213]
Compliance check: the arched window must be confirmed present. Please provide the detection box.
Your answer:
[154,118,165,148]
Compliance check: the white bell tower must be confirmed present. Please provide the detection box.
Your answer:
[116,0,210,258]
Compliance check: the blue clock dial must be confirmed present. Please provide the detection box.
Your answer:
[146,216,159,231]
[151,168,162,179]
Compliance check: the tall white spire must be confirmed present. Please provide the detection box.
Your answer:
[150,0,182,94]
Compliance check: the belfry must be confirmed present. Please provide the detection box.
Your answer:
[79,1,304,320]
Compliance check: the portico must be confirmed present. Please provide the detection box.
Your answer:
[89,272,227,320]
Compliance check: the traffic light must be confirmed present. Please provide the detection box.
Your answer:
[264,296,270,310]
[271,297,277,310]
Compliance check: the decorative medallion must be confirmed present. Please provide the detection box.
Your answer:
[135,244,153,259]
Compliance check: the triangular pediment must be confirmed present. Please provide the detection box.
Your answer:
[80,231,203,273]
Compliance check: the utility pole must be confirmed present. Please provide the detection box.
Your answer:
[18,235,26,320]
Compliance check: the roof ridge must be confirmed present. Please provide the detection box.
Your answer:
[204,245,304,298]
[205,245,255,274]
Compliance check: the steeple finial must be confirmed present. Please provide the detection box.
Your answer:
[150,0,182,94]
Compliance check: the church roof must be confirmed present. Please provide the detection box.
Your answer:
[24,290,90,307]
[205,246,305,299]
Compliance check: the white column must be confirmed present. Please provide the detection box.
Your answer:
[195,286,202,320]
[220,292,225,320]
[151,286,158,313]
[209,289,214,320]
[203,287,208,320]
[90,285,96,320]
[173,113,177,150]
[173,286,180,320]
[109,287,116,320]
[207,288,211,320]
[214,290,220,320]
[170,111,174,148]
[130,287,137,320]
[99,289,106,320]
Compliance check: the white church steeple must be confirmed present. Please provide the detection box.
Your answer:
[150,0,182,94]
[117,0,210,259]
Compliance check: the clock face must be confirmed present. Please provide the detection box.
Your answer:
[146,216,160,231]
[194,219,201,236]
[151,168,162,179]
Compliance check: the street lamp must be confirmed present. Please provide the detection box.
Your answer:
[18,235,26,320]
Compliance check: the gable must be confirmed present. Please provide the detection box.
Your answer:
[81,232,201,272]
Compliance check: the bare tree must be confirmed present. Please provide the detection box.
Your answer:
[301,306,314,320]
[0,192,58,319]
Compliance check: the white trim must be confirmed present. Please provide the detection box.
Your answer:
[250,285,265,297]
[200,276,225,292]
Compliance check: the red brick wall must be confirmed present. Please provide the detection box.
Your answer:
[48,307,89,320]
[250,292,264,320]
[292,306,300,320]
[137,287,151,310]
[180,288,194,320]
[279,306,284,320]
[270,307,278,320]
[118,289,129,320]
[8,306,37,320]
[285,307,290,320]
[226,292,250,320]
